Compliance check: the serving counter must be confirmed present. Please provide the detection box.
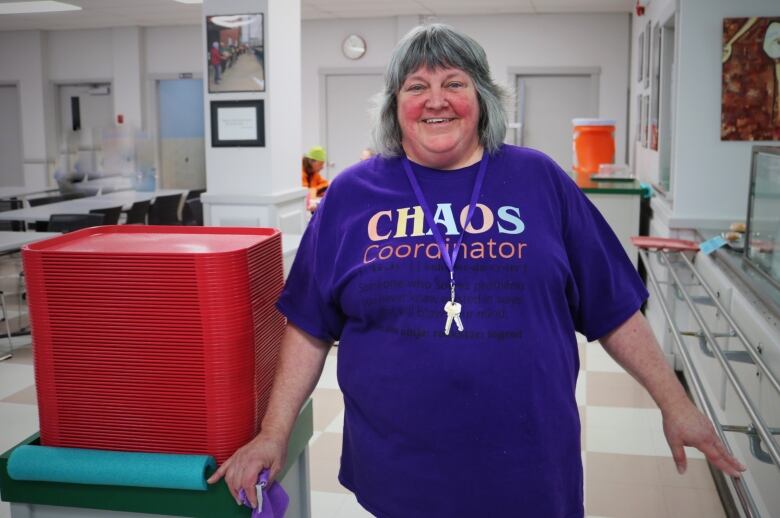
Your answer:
[575,174,644,267]
[640,232,780,516]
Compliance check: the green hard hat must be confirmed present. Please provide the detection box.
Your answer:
[305,146,327,162]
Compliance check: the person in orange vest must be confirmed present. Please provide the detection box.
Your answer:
[302,146,328,211]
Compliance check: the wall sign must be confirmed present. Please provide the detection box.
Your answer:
[210,100,265,147]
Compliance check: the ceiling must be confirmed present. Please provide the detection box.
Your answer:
[0,0,635,31]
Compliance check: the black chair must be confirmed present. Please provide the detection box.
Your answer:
[182,198,203,226]
[124,200,151,224]
[48,213,105,233]
[0,290,13,360]
[148,194,183,225]
[0,199,23,231]
[186,188,206,200]
[90,206,123,225]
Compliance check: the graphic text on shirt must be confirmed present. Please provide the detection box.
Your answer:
[363,202,529,264]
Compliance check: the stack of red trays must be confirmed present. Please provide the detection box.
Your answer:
[22,226,286,464]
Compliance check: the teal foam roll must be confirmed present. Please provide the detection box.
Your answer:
[8,445,216,491]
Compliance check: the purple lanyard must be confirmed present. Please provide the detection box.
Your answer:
[401,151,489,298]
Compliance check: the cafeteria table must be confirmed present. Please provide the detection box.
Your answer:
[0,187,59,200]
[0,190,187,225]
[0,231,61,255]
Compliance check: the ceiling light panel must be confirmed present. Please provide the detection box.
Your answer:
[0,1,81,14]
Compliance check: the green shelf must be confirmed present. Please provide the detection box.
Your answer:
[0,400,313,517]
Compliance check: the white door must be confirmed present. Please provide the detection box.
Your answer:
[0,85,24,187]
[515,74,598,174]
[324,73,383,180]
[58,84,113,175]
[157,79,205,190]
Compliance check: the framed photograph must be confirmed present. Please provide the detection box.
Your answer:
[643,21,652,88]
[637,31,645,83]
[206,13,265,93]
[640,94,649,148]
[650,23,662,150]
[210,100,265,147]
[636,94,643,142]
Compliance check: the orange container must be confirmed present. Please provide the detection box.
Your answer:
[572,118,616,175]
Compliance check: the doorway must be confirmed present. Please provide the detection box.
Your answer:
[157,79,205,190]
[513,69,600,174]
[0,85,24,187]
[57,84,113,177]
[322,72,383,180]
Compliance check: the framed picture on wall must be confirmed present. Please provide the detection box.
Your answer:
[650,22,662,150]
[637,31,645,83]
[206,13,265,93]
[640,94,649,148]
[643,21,652,88]
[721,17,780,140]
[636,94,643,142]
[210,100,265,147]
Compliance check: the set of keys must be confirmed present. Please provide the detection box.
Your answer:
[444,300,464,335]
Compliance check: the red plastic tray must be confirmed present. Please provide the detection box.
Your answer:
[22,226,285,463]
[631,236,700,251]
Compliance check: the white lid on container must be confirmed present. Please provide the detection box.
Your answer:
[572,118,616,126]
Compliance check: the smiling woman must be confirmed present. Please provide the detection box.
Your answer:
[211,23,745,518]
[373,24,508,165]
[397,67,481,169]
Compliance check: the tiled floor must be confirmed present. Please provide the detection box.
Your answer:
[0,328,727,518]
[305,338,726,518]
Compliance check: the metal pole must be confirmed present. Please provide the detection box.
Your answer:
[640,249,760,517]
[679,252,780,396]
[662,250,780,468]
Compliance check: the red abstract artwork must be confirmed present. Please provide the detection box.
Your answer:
[721,17,780,141]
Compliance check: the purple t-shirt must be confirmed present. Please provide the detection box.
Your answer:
[277,144,647,518]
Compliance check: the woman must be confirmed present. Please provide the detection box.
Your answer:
[302,146,329,212]
[209,24,744,517]
[301,146,329,192]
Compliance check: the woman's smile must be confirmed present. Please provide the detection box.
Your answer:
[398,66,482,170]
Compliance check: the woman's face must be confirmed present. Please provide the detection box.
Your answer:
[311,160,324,173]
[397,66,481,170]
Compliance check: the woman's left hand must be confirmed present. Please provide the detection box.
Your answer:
[661,400,746,477]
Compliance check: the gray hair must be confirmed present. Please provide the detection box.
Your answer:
[372,24,508,157]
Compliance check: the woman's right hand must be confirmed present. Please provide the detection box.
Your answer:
[207,432,289,508]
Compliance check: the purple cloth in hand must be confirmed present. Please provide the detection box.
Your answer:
[238,470,290,518]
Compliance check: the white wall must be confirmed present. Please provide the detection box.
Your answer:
[146,25,202,75]
[630,0,780,226]
[673,0,780,223]
[0,31,55,188]
[0,86,24,186]
[112,27,145,128]
[301,13,631,163]
[267,0,302,194]
[301,17,401,151]
[48,29,113,82]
